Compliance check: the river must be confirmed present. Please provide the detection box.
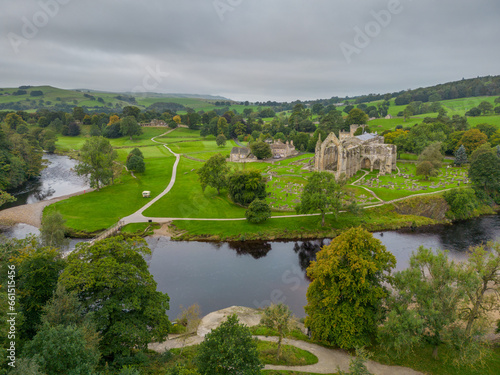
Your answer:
[147,214,500,320]
[1,153,89,210]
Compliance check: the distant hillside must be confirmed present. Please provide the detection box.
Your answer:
[349,75,500,105]
[0,85,233,113]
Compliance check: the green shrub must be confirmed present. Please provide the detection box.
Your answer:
[443,188,479,220]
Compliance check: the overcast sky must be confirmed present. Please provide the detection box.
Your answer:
[1,0,499,102]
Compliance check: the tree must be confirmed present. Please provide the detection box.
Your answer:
[305,228,396,349]
[5,113,25,130]
[60,237,170,359]
[197,153,230,195]
[379,247,466,359]
[72,106,86,121]
[443,188,479,220]
[196,314,263,374]
[346,108,368,125]
[477,101,493,115]
[122,105,141,119]
[120,116,142,140]
[468,151,500,194]
[23,324,100,375]
[245,198,271,223]
[261,303,296,360]
[250,141,272,159]
[126,154,145,173]
[454,144,468,166]
[126,147,144,161]
[66,122,81,136]
[466,107,481,117]
[216,134,227,147]
[108,114,120,126]
[173,115,182,125]
[227,169,267,205]
[40,211,69,249]
[459,129,488,155]
[0,190,15,207]
[461,243,500,338]
[416,142,443,180]
[11,245,66,340]
[296,172,342,227]
[75,136,117,190]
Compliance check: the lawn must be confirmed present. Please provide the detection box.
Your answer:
[166,139,237,157]
[143,158,248,219]
[257,340,318,366]
[115,145,172,163]
[158,128,201,138]
[46,155,175,234]
[55,127,168,152]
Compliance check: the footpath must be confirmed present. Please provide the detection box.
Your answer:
[149,306,423,375]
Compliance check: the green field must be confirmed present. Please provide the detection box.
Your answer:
[47,153,175,233]
[143,157,247,219]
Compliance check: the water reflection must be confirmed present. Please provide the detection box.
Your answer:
[226,241,272,259]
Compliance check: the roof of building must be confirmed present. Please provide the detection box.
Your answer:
[356,132,379,142]
[230,147,251,155]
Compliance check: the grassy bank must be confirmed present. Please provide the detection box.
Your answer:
[170,204,440,241]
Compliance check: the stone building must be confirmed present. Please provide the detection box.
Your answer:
[230,140,298,162]
[269,140,298,159]
[314,124,397,179]
[229,147,255,162]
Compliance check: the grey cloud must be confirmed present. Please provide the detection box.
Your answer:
[1,0,499,101]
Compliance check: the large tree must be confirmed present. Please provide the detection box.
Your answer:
[11,244,66,340]
[227,169,267,205]
[59,236,171,359]
[120,116,142,140]
[468,149,500,194]
[416,142,443,180]
[296,171,343,226]
[197,153,230,195]
[346,108,368,125]
[75,136,117,190]
[379,247,466,360]
[245,198,271,223]
[459,129,488,155]
[196,314,263,374]
[305,227,396,349]
[250,141,272,159]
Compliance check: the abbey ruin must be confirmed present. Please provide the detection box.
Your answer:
[314,125,397,179]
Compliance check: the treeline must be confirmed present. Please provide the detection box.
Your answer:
[0,119,49,206]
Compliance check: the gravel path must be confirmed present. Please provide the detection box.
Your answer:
[148,306,423,375]
[0,189,93,228]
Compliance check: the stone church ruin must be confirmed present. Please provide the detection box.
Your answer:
[314,125,397,179]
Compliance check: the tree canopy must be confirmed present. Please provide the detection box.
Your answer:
[75,136,117,190]
[227,169,266,205]
[305,227,396,349]
[196,314,263,374]
[59,236,171,358]
[197,153,230,195]
[296,171,343,226]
